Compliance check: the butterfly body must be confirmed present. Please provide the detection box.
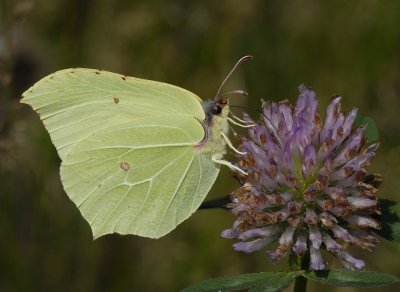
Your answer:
[197,100,230,159]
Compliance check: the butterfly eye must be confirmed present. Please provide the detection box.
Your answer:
[211,104,222,115]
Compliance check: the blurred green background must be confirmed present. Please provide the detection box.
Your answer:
[1,0,400,291]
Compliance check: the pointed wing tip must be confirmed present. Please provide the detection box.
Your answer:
[20,88,33,104]
[19,68,79,106]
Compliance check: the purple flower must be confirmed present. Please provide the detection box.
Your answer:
[223,84,381,270]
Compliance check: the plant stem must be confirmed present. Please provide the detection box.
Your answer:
[293,254,308,292]
[293,274,307,292]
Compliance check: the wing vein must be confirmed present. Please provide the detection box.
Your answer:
[155,153,195,234]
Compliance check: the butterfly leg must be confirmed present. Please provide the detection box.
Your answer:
[230,113,251,123]
[221,132,246,155]
[212,154,247,175]
[230,112,256,126]
[227,116,255,128]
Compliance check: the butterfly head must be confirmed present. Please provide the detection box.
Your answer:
[202,98,229,123]
[212,97,229,115]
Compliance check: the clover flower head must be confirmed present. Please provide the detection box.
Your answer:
[222,84,381,270]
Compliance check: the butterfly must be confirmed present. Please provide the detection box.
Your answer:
[21,56,253,239]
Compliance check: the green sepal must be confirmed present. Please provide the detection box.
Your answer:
[376,198,400,243]
[355,115,379,142]
[303,269,399,287]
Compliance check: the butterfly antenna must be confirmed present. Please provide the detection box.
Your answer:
[219,90,248,98]
[215,55,253,102]
[230,104,267,120]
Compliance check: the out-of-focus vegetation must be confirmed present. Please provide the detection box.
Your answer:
[1,1,400,291]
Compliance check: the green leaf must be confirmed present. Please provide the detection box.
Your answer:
[376,199,400,243]
[181,271,298,292]
[355,115,379,142]
[304,269,399,287]
[249,272,298,292]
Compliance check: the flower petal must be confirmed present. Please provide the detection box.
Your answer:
[233,237,276,254]
[323,234,342,252]
[310,246,326,270]
[336,251,365,269]
[304,208,318,224]
[279,225,296,245]
[302,144,317,178]
[331,126,366,167]
[309,225,322,249]
[348,196,377,209]
[344,215,381,229]
[221,229,238,239]
[293,232,308,255]
[238,225,281,241]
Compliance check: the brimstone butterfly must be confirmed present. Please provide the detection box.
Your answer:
[21,56,252,239]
